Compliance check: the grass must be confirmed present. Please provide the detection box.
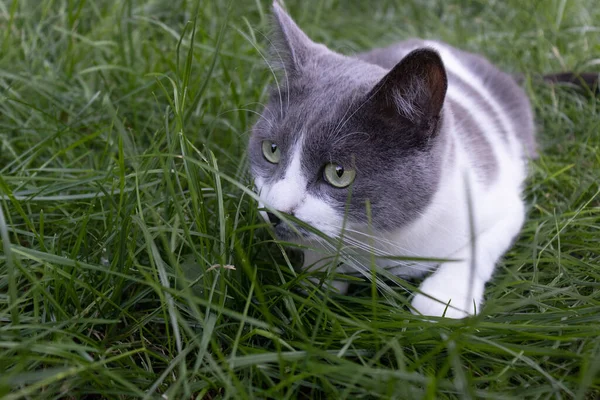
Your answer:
[0,0,599,398]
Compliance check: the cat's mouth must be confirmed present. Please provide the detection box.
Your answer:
[273,222,310,240]
[261,210,312,240]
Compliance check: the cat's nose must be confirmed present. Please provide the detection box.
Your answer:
[266,212,281,226]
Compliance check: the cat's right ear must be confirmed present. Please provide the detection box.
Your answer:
[270,1,320,75]
[367,48,448,136]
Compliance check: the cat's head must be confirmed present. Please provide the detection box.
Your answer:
[249,2,448,240]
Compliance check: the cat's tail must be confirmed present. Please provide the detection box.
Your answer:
[513,71,599,94]
[541,72,599,94]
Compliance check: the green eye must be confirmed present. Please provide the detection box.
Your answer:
[262,140,281,164]
[324,163,356,188]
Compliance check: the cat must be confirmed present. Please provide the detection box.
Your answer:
[247,2,588,318]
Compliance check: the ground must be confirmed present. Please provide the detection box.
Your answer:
[0,0,599,398]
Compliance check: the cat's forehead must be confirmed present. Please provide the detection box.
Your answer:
[294,57,380,100]
[268,59,383,139]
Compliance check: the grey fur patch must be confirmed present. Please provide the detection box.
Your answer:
[443,46,536,158]
[448,71,509,141]
[447,100,498,185]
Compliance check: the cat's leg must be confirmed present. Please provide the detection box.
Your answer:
[302,249,349,294]
[411,199,525,318]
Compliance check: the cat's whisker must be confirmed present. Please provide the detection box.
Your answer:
[340,227,420,255]
[223,107,276,130]
[238,27,286,118]
[329,93,361,141]
[257,30,292,116]
[245,101,280,122]
[305,224,431,273]
[328,224,430,260]
[339,237,431,272]
[334,234,391,257]
[329,85,382,139]
[329,131,370,148]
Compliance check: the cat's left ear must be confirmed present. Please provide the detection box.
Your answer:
[367,48,448,135]
[270,1,321,75]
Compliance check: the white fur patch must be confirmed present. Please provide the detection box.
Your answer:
[263,143,307,213]
[295,194,341,236]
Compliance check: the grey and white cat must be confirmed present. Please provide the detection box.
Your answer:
[248,2,537,318]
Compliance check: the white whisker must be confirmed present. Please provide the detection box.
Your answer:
[237,28,286,118]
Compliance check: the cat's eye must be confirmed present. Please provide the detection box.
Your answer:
[324,163,356,188]
[261,140,281,164]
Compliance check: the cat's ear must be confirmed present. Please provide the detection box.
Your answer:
[270,1,320,75]
[367,48,447,133]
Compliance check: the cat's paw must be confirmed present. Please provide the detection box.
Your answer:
[411,292,473,319]
[411,282,483,319]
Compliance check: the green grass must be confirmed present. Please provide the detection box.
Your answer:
[1,0,599,398]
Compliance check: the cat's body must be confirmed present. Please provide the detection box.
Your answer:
[249,3,535,318]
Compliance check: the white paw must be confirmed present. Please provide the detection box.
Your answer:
[411,281,484,319]
[411,292,474,319]
[410,265,485,319]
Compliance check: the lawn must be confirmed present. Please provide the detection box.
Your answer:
[1,0,599,398]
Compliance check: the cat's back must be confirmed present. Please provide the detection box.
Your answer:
[357,39,536,160]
